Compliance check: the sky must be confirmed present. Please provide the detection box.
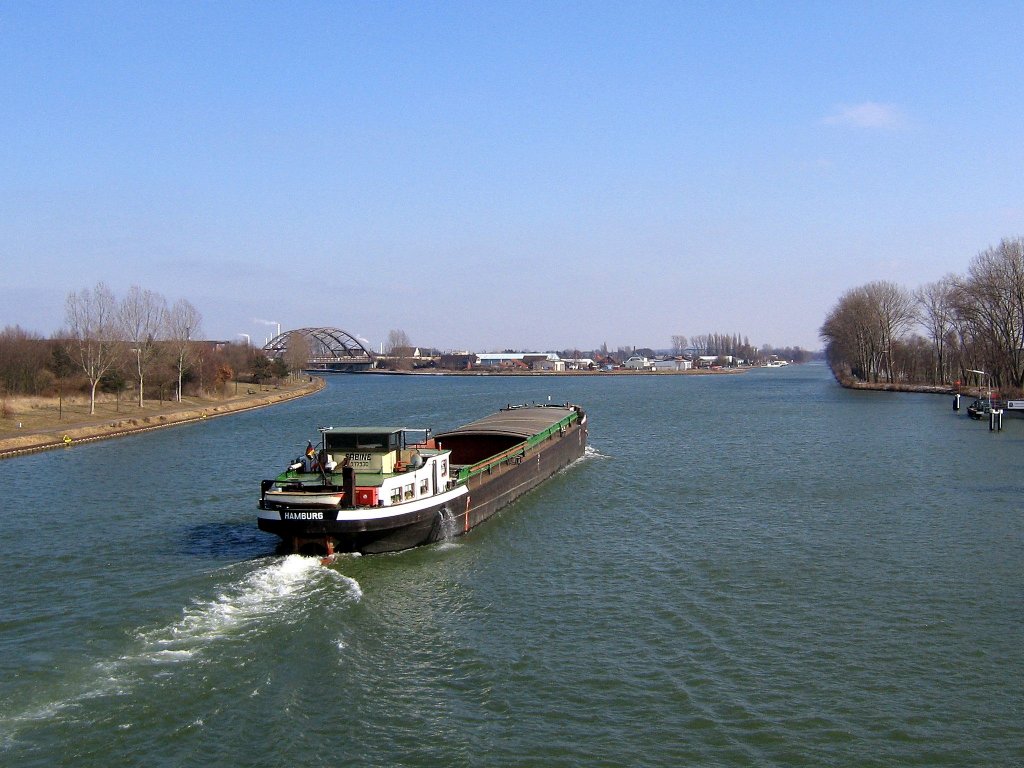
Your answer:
[3,1,1024,353]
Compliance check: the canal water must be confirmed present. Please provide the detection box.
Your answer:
[1,365,1021,767]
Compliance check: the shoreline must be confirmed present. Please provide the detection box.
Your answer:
[827,368,982,397]
[0,377,324,460]
[354,367,750,376]
[834,378,998,399]
[840,381,958,395]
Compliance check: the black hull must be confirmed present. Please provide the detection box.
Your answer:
[258,493,466,555]
[259,415,587,555]
[459,417,587,535]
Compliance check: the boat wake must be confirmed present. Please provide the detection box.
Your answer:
[0,675,124,752]
[0,556,360,749]
[584,444,609,460]
[436,507,459,542]
[131,555,361,663]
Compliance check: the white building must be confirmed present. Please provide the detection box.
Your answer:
[623,355,651,370]
[651,358,692,371]
[697,355,734,367]
[475,352,563,370]
[533,357,566,372]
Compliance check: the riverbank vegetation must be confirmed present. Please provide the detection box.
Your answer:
[820,237,1024,396]
[0,283,303,421]
[0,376,321,455]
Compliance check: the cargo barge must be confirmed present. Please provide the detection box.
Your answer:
[257,403,587,555]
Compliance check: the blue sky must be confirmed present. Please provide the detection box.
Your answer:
[3,2,1023,353]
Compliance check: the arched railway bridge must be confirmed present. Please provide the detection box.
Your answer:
[262,327,376,372]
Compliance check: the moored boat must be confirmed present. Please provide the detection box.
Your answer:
[967,397,993,419]
[967,396,1024,419]
[258,403,587,555]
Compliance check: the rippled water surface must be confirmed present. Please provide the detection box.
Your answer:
[1,365,1022,767]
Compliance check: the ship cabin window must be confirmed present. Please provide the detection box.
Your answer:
[404,483,415,500]
[390,489,402,504]
[324,430,401,453]
[420,479,430,495]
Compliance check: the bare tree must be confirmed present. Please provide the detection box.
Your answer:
[824,236,1024,391]
[384,329,414,370]
[65,282,122,414]
[821,285,884,382]
[385,329,412,355]
[119,285,167,408]
[863,280,916,382]
[0,326,51,395]
[671,335,688,356]
[952,238,1024,390]
[915,276,957,385]
[166,298,202,402]
[283,332,310,376]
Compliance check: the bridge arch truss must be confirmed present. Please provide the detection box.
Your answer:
[262,327,376,371]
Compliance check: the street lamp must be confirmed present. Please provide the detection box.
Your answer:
[238,333,250,346]
[968,369,990,400]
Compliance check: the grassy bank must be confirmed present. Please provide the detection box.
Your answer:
[0,377,324,458]
[827,366,981,396]
[841,380,957,394]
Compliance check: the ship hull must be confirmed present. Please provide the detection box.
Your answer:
[457,416,587,534]
[257,406,587,555]
[258,485,470,554]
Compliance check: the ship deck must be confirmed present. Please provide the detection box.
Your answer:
[435,404,579,441]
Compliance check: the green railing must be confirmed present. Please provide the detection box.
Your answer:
[456,409,579,482]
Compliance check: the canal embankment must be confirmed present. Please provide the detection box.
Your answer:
[0,377,324,459]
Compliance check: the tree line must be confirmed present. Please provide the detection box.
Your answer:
[0,283,291,415]
[671,334,811,365]
[820,237,1024,395]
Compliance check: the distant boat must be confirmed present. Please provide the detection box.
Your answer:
[763,360,788,368]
